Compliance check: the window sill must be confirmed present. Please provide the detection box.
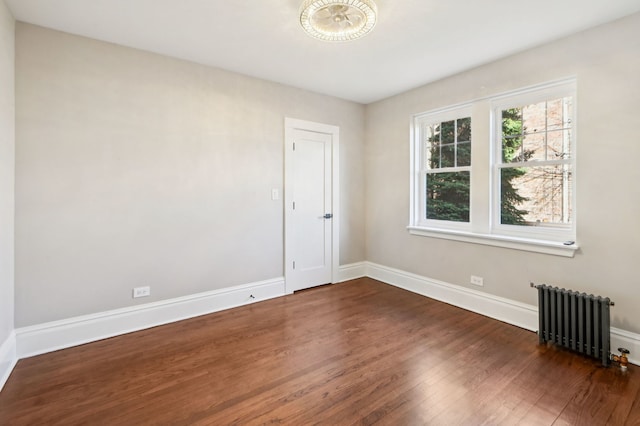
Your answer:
[407,226,578,257]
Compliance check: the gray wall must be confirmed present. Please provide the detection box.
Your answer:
[365,13,640,333]
[15,24,365,327]
[13,14,640,337]
[0,1,14,347]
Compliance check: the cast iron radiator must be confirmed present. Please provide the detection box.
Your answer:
[531,283,613,366]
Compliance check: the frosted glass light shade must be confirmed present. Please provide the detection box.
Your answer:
[300,0,377,42]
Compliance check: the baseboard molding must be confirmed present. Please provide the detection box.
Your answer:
[364,261,640,366]
[0,331,17,392]
[366,262,538,331]
[337,261,367,282]
[16,277,285,359]
[15,264,368,361]
[7,262,640,371]
[611,327,640,366]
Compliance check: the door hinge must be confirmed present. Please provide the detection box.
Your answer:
[293,261,296,270]
[293,142,296,151]
[293,201,296,210]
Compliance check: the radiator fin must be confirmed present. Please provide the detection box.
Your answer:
[535,284,611,366]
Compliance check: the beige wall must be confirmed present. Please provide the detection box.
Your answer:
[365,13,640,333]
[0,1,15,346]
[15,24,365,327]
[13,14,640,336]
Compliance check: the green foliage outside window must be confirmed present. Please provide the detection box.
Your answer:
[500,108,531,225]
[425,111,530,224]
[426,118,471,222]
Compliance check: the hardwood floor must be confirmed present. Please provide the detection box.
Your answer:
[1,278,639,425]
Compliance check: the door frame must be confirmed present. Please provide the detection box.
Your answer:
[284,117,340,294]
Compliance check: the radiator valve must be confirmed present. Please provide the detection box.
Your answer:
[611,347,630,371]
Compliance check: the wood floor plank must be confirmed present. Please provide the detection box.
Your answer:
[0,277,638,425]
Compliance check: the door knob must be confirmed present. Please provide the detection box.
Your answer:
[324,213,333,219]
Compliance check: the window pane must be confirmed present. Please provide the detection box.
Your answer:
[441,120,455,144]
[457,141,471,166]
[547,129,571,160]
[500,165,572,225]
[523,102,547,134]
[426,144,441,169]
[426,171,470,222]
[456,117,471,167]
[546,98,562,130]
[440,144,455,168]
[547,97,573,131]
[457,117,471,142]
[426,124,441,169]
[427,124,440,146]
[502,108,523,162]
[523,132,546,162]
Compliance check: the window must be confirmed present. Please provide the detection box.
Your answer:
[412,105,472,230]
[492,81,576,242]
[409,80,577,256]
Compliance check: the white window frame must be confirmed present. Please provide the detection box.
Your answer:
[490,80,577,244]
[408,79,578,257]
[410,104,473,232]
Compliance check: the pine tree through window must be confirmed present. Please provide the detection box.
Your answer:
[409,80,577,255]
[425,117,471,222]
[498,98,573,227]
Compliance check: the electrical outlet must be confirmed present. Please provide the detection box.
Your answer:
[470,276,484,286]
[271,189,279,200]
[133,286,151,298]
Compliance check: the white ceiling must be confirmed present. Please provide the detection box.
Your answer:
[6,0,640,104]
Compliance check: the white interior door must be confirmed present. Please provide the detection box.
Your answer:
[285,119,339,293]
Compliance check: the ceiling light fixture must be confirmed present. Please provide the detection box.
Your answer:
[300,0,377,42]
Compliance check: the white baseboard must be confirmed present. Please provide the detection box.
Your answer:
[337,261,367,282]
[611,327,640,366]
[16,277,285,359]
[364,261,640,366]
[366,262,538,331]
[7,261,640,374]
[0,331,17,392]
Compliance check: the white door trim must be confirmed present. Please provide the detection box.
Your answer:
[284,118,339,294]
